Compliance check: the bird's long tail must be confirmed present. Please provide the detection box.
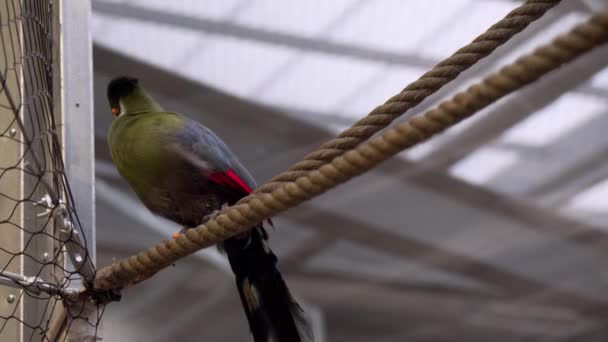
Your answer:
[222,224,309,342]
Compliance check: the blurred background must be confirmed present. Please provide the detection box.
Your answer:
[90,1,608,341]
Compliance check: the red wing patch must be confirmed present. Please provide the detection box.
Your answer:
[209,169,253,194]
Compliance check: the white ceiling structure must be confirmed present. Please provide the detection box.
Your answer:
[90,1,608,341]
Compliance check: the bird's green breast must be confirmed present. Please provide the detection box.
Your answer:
[108,112,184,203]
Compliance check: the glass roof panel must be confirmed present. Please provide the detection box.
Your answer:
[590,66,608,88]
[418,0,513,59]
[500,93,604,147]
[497,12,588,67]
[337,65,427,118]
[449,147,519,185]
[233,0,355,37]
[566,178,608,212]
[254,53,383,113]
[181,36,294,97]
[92,14,202,75]
[129,0,245,19]
[328,0,471,56]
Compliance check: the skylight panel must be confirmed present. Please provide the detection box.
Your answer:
[128,0,244,20]
[404,141,439,161]
[182,36,294,97]
[337,65,426,118]
[501,93,604,147]
[419,0,513,59]
[329,0,470,56]
[497,12,587,67]
[566,178,608,212]
[590,66,608,89]
[92,14,202,73]
[449,147,519,185]
[233,0,354,38]
[255,53,382,113]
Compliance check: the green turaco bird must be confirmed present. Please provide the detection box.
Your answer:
[107,76,309,342]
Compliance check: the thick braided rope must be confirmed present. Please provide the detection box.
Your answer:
[94,14,608,290]
[245,0,562,197]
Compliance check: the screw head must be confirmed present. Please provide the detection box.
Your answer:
[62,217,71,230]
[6,294,15,303]
[9,128,17,137]
[41,252,49,262]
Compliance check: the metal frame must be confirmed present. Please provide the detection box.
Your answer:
[54,0,98,341]
[58,0,96,278]
[0,270,78,298]
[0,3,26,340]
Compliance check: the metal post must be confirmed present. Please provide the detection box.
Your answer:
[58,0,96,277]
[55,0,98,340]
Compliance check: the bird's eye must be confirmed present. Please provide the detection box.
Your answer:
[111,107,119,117]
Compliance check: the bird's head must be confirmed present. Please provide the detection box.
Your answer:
[107,76,139,117]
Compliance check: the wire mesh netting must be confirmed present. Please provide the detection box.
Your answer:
[0,1,101,341]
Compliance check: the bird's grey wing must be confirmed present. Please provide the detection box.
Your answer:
[171,116,258,196]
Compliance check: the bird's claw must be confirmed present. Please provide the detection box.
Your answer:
[202,203,229,223]
[203,210,220,223]
[172,226,188,239]
[203,203,251,250]
[173,203,229,239]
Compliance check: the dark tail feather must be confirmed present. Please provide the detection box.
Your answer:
[223,225,309,342]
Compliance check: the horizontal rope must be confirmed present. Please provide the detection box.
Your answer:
[94,13,608,290]
[244,0,562,197]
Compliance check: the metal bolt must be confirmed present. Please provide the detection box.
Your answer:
[8,128,17,137]
[34,194,52,208]
[6,294,15,303]
[62,217,71,230]
[34,194,54,217]
[75,255,83,264]
[41,252,49,262]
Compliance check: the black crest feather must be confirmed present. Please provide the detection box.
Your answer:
[107,76,139,107]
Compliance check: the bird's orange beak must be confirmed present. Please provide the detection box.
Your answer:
[111,107,119,117]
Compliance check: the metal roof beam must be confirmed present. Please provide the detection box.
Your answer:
[284,203,608,316]
[92,1,436,68]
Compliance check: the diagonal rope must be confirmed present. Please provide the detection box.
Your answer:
[94,0,561,290]
[94,13,608,291]
[244,0,562,197]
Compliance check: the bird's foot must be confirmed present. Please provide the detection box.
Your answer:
[171,203,229,239]
[202,203,229,223]
[203,203,251,249]
[172,226,188,239]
